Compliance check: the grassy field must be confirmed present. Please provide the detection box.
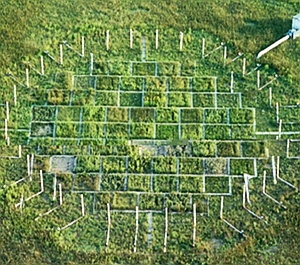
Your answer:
[1,1,300,264]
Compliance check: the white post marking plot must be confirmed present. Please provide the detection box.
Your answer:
[242,57,246,76]
[35,183,63,221]
[243,173,254,204]
[106,30,110,51]
[133,206,139,252]
[57,194,85,231]
[220,196,246,238]
[15,170,44,208]
[130,29,133,48]
[106,203,111,251]
[179,32,183,51]
[202,38,205,58]
[13,84,17,106]
[276,156,298,191]
[90,53,94,76]
[271,156,277,184]
[26,68,29,88]
[242,185,268,224]
[192,203,196,247]
[163,207,168,253]
[262,171,286,209]
[155,29,159,49]
[6,101,9,121]
[82,36,85,57]
[40,55,44,75]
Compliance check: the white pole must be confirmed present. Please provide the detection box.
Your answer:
[257,70,260,89]
[106,203,111,250]
[13,85,17,106]
[202,38,205,58]
[179,32,183,51]
[220,196,224,219]
[272,156,277,184]
[40,170,44,192]
[27,154,30,177]
[276,102,279,123]
[59,183,63,205]
[18,145,22,158]
[230,71,234,93]
[26,68,29,88]
[53,174,57,201]
[278,119,282,139]
[223,46,227,66]
[277,156,280,180]
[4,119,7,139]
[242,57,246,77]
[30,154,34,176]
[242,185,246,207]
[134,205,139,252]
[269,87,272,108]
[6,101,9,121]
[192,203,196,247]
[155,29,159,49]
[287,139,290,157]
[130,29,133,49]
[7,137,10,146]
[20,194,24,213]
[163,207,168,253]
[82,36,85,57]
[60,44,63,65]
[106,30,110,51]
[90,53,93,76]
[81,194,85,216]
[40,55,44,75]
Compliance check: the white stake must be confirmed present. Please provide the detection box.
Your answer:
[130,29,133,49]
[27,154,30,177]
[7,137,10,146]
[179,32,183,51]
[6,101,9,121]
[163,207,168,253]
[106,30,110,51]
[40,55,44,75]
[40,170,44,192]
[18,145,22,158]
[272,156,277,184]
[26,68,29,88]
[106,203,111,251]
[287,139,290,157]
[155,29,159,49]
[278,119,282,139]
[276,102,279,123]
[81,194,85,216]
[257,70,260,89]
[13,85,17,106]
[20,194,24,213]
[277,156,280,180]
[192,203,196,247]
[202,38,205,58]
[242,57,246,77]
[4,119,7,139]
[133,206,139,252]
[53,174,57,201]
[269,87,272,108]
[230,71,234,93]
[30,154,34,176]
[81,36,85,57]
[220,196,224,219]
[60,44,63,65]
[59,183,63,205]
[90,53,94,76]
[223,46,227,66]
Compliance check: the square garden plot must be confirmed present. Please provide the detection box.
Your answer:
[169,77,190,91]
[145,77,167,92]
[153,157,177,174]
[95,91,118,106]
[128,156,152,174]
[47,89,70,105]
[181,124,203,140]
[102,156,127,174]
[157,62,180,76]
[204,176,230,194]
[144,92,167,107]
[55,123,80,138]
[156,108,178,123]
[192,141,216,157]
[217,93,240,108]
[193,77,216,92]
[120,77,144,91]
[120,92,142,107]
[100,174,126,191]
[108,61,130,75]
[179,176,203,193]
[156,124,179,139]
[168,92,191,107]
[204,158,228,175]
[57,106,81,121]
[241,141,266,157]
[230,109,254,124]
[193,94,215,107]
[205,109,228,124]
[72,89,95,105]
[106,123,129,139]
[139,194,164,210]
[231,125,254,140]
[179,158,203,174]
[181,108,202,123]
[96,76,119,90]
[75,156,101,172]
[131,108,155,122]
[204,125,231,140]
[81,123,104,138]
[73,76,96,89]
[217,141,241,157]
[73,173,100,191]
[82,107,106,121]
[127,174,151,192]
[33,106,56,121]
[230,159,255,175]
[132,62,156,76]
[153,175,177,192]
[106,107,129,122]
[130,123,155,139]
